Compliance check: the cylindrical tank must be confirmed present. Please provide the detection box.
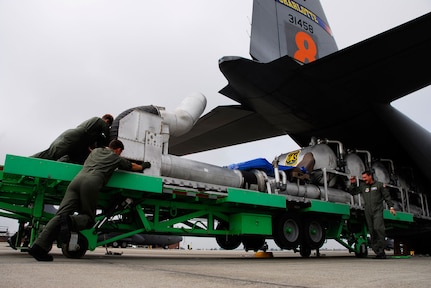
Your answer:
[275,182,352,204]
[278,144,338,186]
[278,144,337,171]
[345,153,365,178]
[372,161,390,183]
[161,154,245,188]
[301,144,338,171]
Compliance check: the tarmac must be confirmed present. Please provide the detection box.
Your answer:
[0,244,430,288]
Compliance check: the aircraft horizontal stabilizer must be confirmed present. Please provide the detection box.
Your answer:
[168,105,285,156]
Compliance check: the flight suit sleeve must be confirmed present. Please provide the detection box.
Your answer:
[348,183,361,195]
[117,157,133,171]
[381,183,394,208]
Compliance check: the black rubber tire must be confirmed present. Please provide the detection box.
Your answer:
[302,218,325,249]
[241,236,266,252]
[300,244,312,258]
[273,213,301,250]
[354,242,368,258]
[61,234,88,259]
[215,222,241,250]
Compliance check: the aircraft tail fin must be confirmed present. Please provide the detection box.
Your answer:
[250,0,338,63]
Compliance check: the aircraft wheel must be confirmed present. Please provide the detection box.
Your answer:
[215,222,241,250]
[354,242,368,258]
[273,213,301,250]
[241,236,266,252]
[61,234,88,259]
[303,218,325,249]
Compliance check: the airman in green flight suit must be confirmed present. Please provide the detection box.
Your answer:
[28,139,151,261]
[349,170,396,259]
[32,114,114,164]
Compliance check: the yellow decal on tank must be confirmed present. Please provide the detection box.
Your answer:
[284,150,300,166]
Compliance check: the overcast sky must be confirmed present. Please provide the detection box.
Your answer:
[1,1,430,248]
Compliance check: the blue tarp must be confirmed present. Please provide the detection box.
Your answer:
[226,158,307,177]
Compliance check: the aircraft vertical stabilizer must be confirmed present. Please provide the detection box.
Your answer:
[250,0,338,63]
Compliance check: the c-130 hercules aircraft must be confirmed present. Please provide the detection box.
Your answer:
[1,0,431,258]
[168,0,431,253]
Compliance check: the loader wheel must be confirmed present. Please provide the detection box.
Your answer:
[354,242,368,258]
[273,213,301,250]
[61,234,88,259]
[303,218,325,249]
[215,222,241,250]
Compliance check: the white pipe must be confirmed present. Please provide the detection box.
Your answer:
[160,92,207,136]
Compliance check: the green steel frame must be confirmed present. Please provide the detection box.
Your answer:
[0,154,415,256]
